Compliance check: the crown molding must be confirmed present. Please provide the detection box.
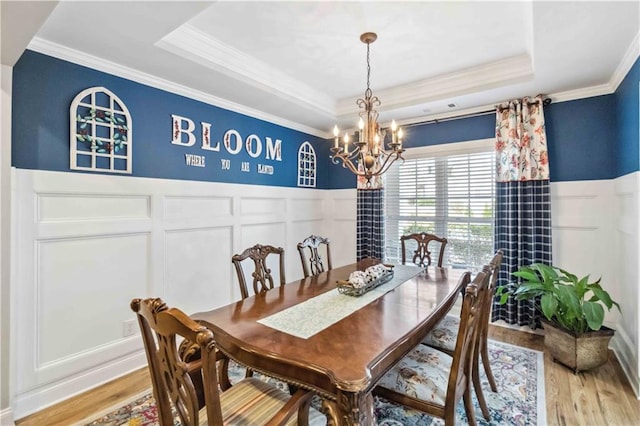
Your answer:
[610,30,640,92]
[336,54,533,118]
[156,24,336,117]
[27,37,328,139]
[550,83,614,103]
[389,81,614,130]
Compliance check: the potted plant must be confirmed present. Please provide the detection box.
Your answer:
[497,263,621,373]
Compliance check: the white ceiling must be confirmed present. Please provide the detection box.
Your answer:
[2,1,639,137]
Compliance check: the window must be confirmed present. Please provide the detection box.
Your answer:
[297,141,316,187]
[384,140,495,269]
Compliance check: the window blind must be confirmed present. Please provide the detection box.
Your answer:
[384,149,495,269]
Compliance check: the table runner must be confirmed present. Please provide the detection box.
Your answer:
[257,264,422,339]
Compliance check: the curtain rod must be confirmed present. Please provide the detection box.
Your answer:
[406,97,552,127]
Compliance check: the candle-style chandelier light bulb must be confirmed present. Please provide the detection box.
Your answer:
[330,32,405,186]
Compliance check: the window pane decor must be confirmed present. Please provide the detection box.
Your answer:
[384,150,495,269]
[297,141,316,188]
[70,86,132,174]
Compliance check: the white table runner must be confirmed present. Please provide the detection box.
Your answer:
[257,264,422,339]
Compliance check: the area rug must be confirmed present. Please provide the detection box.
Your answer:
[79,340,544,425]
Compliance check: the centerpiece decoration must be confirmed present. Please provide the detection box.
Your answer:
[338,263,394,297]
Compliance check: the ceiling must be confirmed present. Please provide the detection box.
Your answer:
[2,1,639,137]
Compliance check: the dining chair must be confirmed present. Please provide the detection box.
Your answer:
[297,235,332,278]
[401,232,448,267]
[232,244,286,300]
[420,250,504,419]
[373,271,488,426]
[130,297,312,426]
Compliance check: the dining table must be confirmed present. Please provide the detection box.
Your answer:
[191,258,468,426]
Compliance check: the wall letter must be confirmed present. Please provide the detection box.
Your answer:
[265,137,282,161]
[201,122,220,151]
[245,134,262,158]
[223,130,242,155]
[171,114,196,146]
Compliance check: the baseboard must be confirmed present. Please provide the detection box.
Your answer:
[12,350,146,420]
[0,407,15,426]
[609,326,640,399]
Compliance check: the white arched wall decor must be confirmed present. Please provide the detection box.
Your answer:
[70,87,132,174]
[297,141,316,188]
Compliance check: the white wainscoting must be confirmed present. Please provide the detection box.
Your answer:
[11,170,638,418]
[613,172,640,398]
[551,177,638,397]
[10,168,356,418]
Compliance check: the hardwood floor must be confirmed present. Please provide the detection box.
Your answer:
[15,326,640,425]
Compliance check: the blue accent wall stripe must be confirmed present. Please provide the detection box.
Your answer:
[12,50,639,188]
[13,50,328,189]
[615,57,640,177]
[545,95,616,182]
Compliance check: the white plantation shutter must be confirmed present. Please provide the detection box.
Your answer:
[384,146,495,269]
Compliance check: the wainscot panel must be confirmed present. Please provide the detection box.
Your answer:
[10,168,353,418]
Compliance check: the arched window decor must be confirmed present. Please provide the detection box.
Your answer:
[70,87,132,173]
[297,141,316,188]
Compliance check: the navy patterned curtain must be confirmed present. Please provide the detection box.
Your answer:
[356,188,384,261]
[491,96,552,329]
[491,181,552,328]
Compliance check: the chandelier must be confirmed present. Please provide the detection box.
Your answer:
[330,32,404,186]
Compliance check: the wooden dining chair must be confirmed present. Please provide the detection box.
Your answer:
[130,297,312,426]
[297,235,332,278]
[420,250,504,420]
[401,232,448,267]
[373,272,488,426]
[232,244,286,300]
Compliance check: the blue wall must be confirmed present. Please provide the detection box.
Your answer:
[13,50,329,189]
[13,50,635,189]
[327,95,618,188]
[615,57,640,177]
[545,95,617,181]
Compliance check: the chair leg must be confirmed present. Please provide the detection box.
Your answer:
[297,396,311,426]
[218,357,232,390]
[473,353,490,420]
[463,385,478,426]
[481,339,498,392]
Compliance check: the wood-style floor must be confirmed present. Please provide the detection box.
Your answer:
[15,325,640,425]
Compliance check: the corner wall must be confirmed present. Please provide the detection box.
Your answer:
[1,63,15,425]
[612,172,640,397]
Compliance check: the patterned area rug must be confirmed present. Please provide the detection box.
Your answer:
[79,340,544,425]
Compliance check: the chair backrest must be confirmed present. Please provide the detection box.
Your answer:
[447,270,489,401]
[401,232,448,267]
[297,235,332,278]
[487,249,504,293]
[130,298,223,426]
[232,244,286,299]
[479,250,504,334]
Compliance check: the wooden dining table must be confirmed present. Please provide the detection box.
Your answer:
[191,258,467,426]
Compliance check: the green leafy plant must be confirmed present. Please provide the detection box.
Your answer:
[497,263,621,334]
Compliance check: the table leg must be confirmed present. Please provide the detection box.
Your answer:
[334,390,376,425]
[320,398,339,426]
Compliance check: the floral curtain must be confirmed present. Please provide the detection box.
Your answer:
[495,95,549,181]
[491,95,552,329]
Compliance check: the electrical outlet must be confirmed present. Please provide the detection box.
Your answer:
[122,319,137,337]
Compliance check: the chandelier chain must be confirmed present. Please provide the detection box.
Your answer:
[366,42,371,96]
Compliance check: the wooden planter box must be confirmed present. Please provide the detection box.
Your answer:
[542,320,615,373]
